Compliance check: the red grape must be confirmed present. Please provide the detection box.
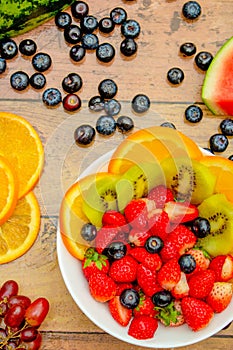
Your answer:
[4,304,25,328]
[0,280,18,300]
[25,298,49,327]
[8,295,31,310]
[0,301,8,316]
[20,327,38,342]
[24,332,42,350]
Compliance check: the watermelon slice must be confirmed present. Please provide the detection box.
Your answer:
[202,36,233,115]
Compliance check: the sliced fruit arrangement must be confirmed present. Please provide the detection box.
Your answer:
[0,112,44,264]
[60,126,233,340]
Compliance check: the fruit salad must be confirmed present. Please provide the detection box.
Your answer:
[59,126,233,340]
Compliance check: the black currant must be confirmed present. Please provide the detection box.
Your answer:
[32,52,52,72]
[62,73,83,93]
[10,71,29,91]
[120,289,140,309]
[42,88,62,107]
[209,133,229,153]
[132,94,150,114]
[96,115,117,136]
[19,39,37,56]
[185,105,203,123]
[96,43,116,63]
[29,72,46,89]
[167,67,184,85]
[116,115,134,133]
[220,119,233,136]
[74,124,96,146]
[195,51,213,71]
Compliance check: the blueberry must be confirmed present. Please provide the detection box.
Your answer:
[191,217,211,238]
[120,289,140,309]
[10,71,29,91]
[62,73,83,93]
[104,99,121,116]
[70,45,86,62]
[55,11,72,29]
[96,115,116,136]
[96,43,116,63]
[116,115,134,133]
[32,52,52,72]
[195,51,213,71]
[180,42,196,57]
[167,67,184,85]
[80,15,98,33]
[132,94,150,114]
[220,119,233,136]
[29,73,46,89]
[71,1,89,20]
[160,122,176,129]
[42,88,62,107]
[145,236,164,254]
[203,147,214,154]
[152,290,173,307]
[182,1,201,20]
[209,133,229,153]
[74,124,96,146]
[98,79,118,99]
[99,17,115,34]
[0,58,6,74]
[110,7,127,25]
[103,241,127,261]
[121,19,140,39]
[64,24,82,44]
[228,155,233,161]
[88,95,105,112]
[63,93,82,111]
[120,38,137,57]
[19,39,37,56]
[81,33,99,50]
[178,254,196,274]
[80,223,97,241]
[185,105,203,123]
[0,38,18,59]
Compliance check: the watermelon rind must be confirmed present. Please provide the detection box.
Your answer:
[202,36,233,116]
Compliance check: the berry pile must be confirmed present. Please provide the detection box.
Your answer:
[0,280,49,349]
[80,185,233,340]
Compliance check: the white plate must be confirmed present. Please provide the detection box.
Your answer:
[57,149,233,348]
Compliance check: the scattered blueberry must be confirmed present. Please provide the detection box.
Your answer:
[180,42,196,57]
[88,95,105,112]
[81,33,99,50]
[10,71,29,91]
[62,73,83,93]
[191,217,211,238]
[167,67,184,85]
[145,236,164,254]
[195,51,213,71]
[121,19,141,39]
[116,115,134,133]
[110,7,127,25]
[0,58,6,74]
[203,147,214,154]
[228,155,233,161]
[71,1,89,20]
[99,17,115,33]
[160,122,176,129]
[98,79,118,99]
[120,38,137,57]
[132,94,150,113]
[104,99,121,116]
[19,39,37,56]
[185,105,203,123]
[178,254,196,274]
[96,115,116,136]
[209,133,229,153]
[64,24,82,44]
[103,241,127,261]
[80,15,98,33]
[29,73,46,89]
[81,223,97,241]
[42,87,62,107]
[55,11,72,29]
[182,1,202,20]
[70,45,86,62]
[74,124,96,146]
[96,43,116,63]
[0,38,18,59]
[152,290,173,307]
[120,289,140,309]
[220,119,233,136]
[32,52,52,72]
[63,93,82,111]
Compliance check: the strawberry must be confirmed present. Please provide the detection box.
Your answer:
[185,248,210,275]
[137,264,163,297]
[82,248,110,280]
[133,290,157,318]
[109,255,138,283]
[209,254,233,282]
[157,258,181,291]
[109,296,132,326]
[102,210,128,231]
[206,282,233,313]
[88,272,116,302]
[128,315,158,340]
[181,296,214,331]
[160,225,197,262]
[188,269,216,299]
[164,201,199,224]
[124,199,148,230]
[129,247,162,271]
[148,185,174,208]
[148,211,170,240]
[156,300,185,327]
[128,227,151,246]
[171,272,189,299]
[95,226,119,253]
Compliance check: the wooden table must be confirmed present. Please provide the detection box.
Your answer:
[1,1,233,349]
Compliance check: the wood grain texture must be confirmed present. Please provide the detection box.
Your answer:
[0,0,233,349]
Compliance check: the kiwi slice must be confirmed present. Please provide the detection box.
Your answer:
[196,194,233,256]
[82,173,121,228]
[161,157,216,205]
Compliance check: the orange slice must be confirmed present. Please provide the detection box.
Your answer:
[108,126,203,174]
[200,155,233,203]
[60,173,111,260]
[0,191,41,264]
[0,112,44,198]
[0,156,19,225]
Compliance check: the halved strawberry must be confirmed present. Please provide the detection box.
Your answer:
[171,272,189,299]
[185,248,211,276]
[209,254,233,282]
[206,282,233,313]
[109,296,132,326]
[128,228,151,246]
[164,201,199,224]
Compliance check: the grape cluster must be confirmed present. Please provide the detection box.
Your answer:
[0,280,49,350]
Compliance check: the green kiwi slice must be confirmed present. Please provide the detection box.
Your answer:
[161,157,217,204]
[196,193,233,256]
